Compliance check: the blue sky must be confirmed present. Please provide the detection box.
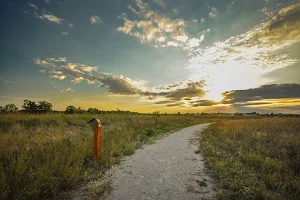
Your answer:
[0,0,300,113]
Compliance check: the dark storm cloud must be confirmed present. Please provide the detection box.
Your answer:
[100,76,141,95]
[222,84,300,104]
[190,99,219,107]
[142,81,206,101]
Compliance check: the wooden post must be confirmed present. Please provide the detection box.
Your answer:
[87,118,102,160]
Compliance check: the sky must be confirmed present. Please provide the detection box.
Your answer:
[0,0,300,113]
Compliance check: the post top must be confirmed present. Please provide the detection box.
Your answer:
[87,118,101,124]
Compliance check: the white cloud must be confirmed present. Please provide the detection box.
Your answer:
[135,0,148,12]
[117,0,211,51]
[175,35,188,42]
[29,3,38,10]
[37,13,64,24]
[199,34,205,43]
[51,75,66,80]
[90,16,102,24]
[68,23,74,28]
[66,88,74,92]
[209,7,218,18]
[187,38,201,48]
[61,32,68,36]
[200,18,205,22]
[153,0,166,8]
[117,1,187,47]
[188,4,300,96]
[173,9,179,14]
[117,17,135,34]
[167,41,179,47]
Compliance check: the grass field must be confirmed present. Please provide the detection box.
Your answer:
[0,113,214,200]
[200,118,300,200]
[1,114,299,200]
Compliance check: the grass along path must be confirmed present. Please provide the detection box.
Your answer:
[0,114,215,200]
[199,118,300,200]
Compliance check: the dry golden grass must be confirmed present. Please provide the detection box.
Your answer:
[0,113,214,200]
[200,118,300,200]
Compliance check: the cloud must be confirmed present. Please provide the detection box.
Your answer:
[222,84,300,104]
[153,0,166,8]
[90,16,102,24]
[142,81,206,101]
[117,0,204,49]
[0,79,16,84]
[66,88,74,92]
[36,13,64,24]
[188,3,300,94]
[61,32,68,36]
[190,100,219,107]
[34,57,207,103]
[68,23,74,28]
[173,9,179,14]
[34,57,147,95]
[167,102,185,107]
[29,3,38,10]
[209,7,218,18]
[249,3,300,46]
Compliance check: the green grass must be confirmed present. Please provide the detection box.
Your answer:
[0,113,214,200]
[200,118,300,200]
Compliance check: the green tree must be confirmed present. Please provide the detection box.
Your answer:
[2,104,18,113]
[37,101,53,113]
[88,108,99,114]
[76,107,85,113]
[65,105,77,114]
[22,100,38,113]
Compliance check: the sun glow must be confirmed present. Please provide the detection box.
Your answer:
[205,91,223,102]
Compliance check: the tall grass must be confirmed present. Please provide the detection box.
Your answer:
[200,118,300,200]
[0,113,212,199]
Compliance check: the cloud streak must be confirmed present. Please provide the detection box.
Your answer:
[36,13,63,24]
[34,57,206,103]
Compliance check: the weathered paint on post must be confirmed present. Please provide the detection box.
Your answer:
[87,118,102,160]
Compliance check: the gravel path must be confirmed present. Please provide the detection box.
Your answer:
[105,123,215,200]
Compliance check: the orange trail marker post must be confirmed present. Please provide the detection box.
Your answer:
[87,118,102,160]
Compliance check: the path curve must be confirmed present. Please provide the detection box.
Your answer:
[105,123,215,200]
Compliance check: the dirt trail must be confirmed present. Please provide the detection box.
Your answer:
[105,123,215,200]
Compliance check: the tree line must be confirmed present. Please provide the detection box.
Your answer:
[0,100,140,115]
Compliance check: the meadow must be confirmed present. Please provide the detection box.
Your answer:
[1,114,299,200]
[0,113,214,200]
[200,118,300,200]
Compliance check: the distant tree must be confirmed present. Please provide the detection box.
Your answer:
[76,107,85,113]
[22,100,38,113]
[234,112,244,116]
[88,107,100,114]
[65,105,77,114]
[37,101,53,113]
[0,104,18,113]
